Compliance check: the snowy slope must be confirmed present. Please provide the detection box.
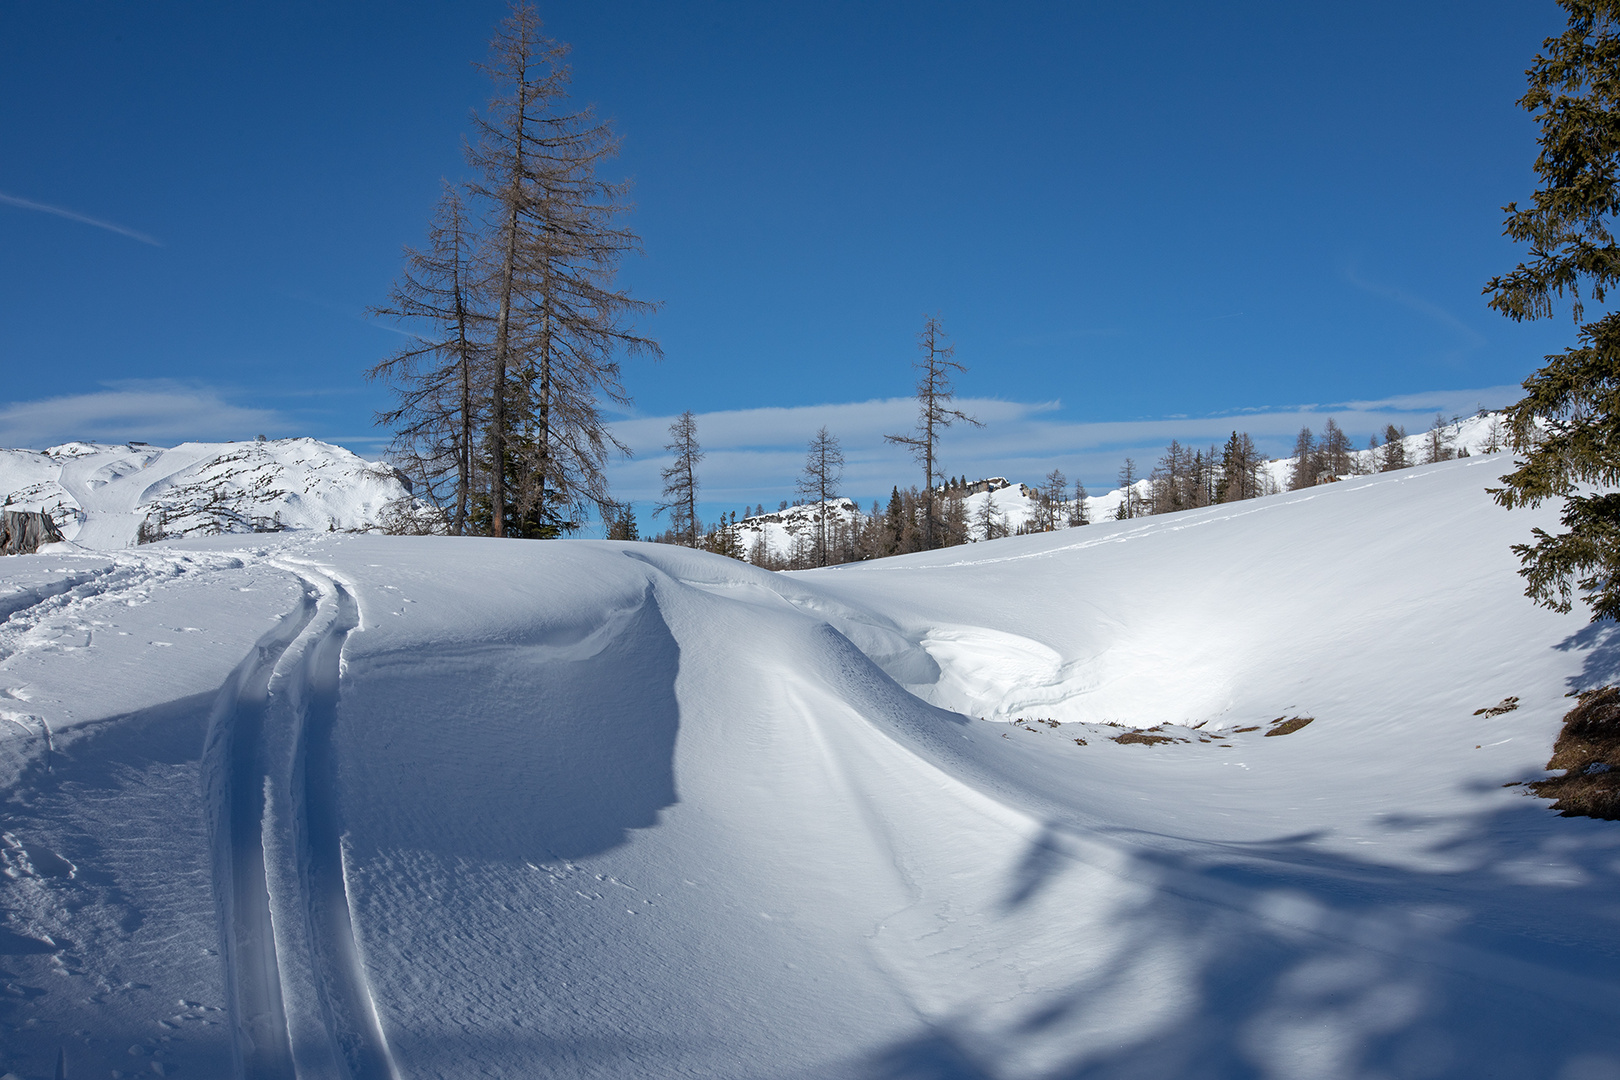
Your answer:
[0,439,422,550]
[1,456,1618,1079]
[736,497,865,559]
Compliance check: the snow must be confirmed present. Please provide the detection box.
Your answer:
[736,497,866,559]
[0,439,421,550]
[2,454,1618,1079]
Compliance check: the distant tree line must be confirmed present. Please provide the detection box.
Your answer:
[631,404,1496,570]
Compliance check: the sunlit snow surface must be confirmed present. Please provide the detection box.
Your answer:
[2,455,1619,1080]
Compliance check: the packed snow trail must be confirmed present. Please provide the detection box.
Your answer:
[288,569,399,1080]
[203,575,318,1080]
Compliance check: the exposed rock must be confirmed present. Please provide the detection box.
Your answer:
[0,510,63,555]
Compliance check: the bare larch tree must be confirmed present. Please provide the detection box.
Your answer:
[466,1,659,537]
[795,426,845,566]
[367,182,485,535]
[885,315,980,549]
[655,410,702,547]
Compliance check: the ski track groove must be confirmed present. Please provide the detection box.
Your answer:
[204,579,317,1080]
[205,561,399,1080]
[290,570,400,1080]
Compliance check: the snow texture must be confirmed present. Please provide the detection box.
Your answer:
[1,453,1618,1080]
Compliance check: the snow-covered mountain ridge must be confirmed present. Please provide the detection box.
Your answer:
[0,438,421,550]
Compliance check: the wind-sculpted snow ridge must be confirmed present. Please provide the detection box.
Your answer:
[2,457,1620,1078]
[0,438,426,550]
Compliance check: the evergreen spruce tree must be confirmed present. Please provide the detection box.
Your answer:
[1215,432,1262,502]
[1486,0,1620,618]
[883,487,905,556]
[1380,424,1409,471]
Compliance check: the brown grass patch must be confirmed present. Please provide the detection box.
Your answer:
[1264,716,1314,737]
[1233,726,1261,733]
[1474,696,1520,717]
[1112,730,1176,746]
[1528,687,1620,820]
[1111,724,1193,747]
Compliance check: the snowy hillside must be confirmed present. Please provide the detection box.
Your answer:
[736,496,865,559]
[0,439,423,549]
[1,455,1618,1079]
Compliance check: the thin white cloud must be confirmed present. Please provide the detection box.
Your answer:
[1343,264,1487,354]
[608,387,1525,508]
[611,397,1055,457]
[0,190,161,247]
[0,382,284,450]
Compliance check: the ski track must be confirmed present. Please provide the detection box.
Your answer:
[205,559,398,1080]
[204,577,317,1080]
[291,570,400,1080]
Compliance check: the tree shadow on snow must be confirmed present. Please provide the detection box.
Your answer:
[863,794,1620,1080]
[1555,619,1620,693]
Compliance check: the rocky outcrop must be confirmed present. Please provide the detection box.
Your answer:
[0,510,64,555]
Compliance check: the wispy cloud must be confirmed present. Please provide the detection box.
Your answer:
[0,381,284,450]
[608,387,1524,508]
[0,190,161,247]
[1343,263,1486,357]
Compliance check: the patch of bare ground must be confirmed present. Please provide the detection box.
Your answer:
[1264,715,1314,737]
[1112,727,1181,747]
[982,715,1316,749]
[1528,687,1620,821]
[1474,696,1520,717]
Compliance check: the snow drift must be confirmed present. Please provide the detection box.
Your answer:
[0,454,1617,1079]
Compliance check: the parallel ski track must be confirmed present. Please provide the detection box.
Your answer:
[205,562,398,1080]
[290,571,399,1080]
[203,579,317,1080]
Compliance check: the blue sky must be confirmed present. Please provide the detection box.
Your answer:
[0,1,1579,526]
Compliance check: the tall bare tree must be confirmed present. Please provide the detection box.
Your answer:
[655,411,701,547]
[1422,413,1455,464]
[1288,427,1316,491]
[368,183,486,534]
[1070,478,1090,525]
[885,315,980,549]
[1319,417,1353,478]
[1117,458,1141,519]
[467,1,660,537]
[1035,468,1067,531]
[795,426,845,567]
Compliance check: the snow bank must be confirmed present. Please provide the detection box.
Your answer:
[0,455,1617,1079]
